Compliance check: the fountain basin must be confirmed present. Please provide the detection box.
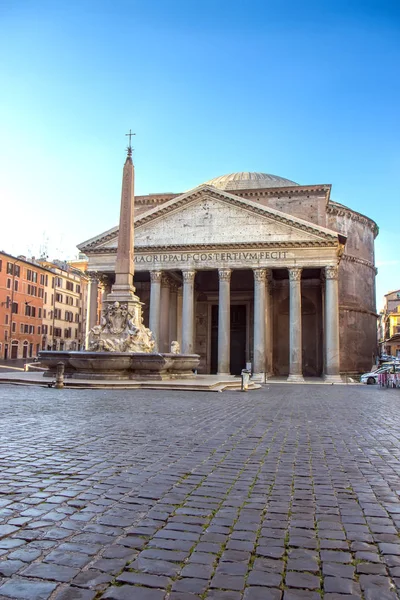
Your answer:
[38,351,200,380]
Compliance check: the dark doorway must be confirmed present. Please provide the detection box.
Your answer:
[23,343,28,359]
[4,344,8,360]
[11,343,18,359]
[210,304,247,375]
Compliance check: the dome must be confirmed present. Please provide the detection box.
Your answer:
[204,172,299,191]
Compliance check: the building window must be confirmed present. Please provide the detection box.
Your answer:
[7,262,13,274]
[14,280,19,291]
[20,323,24,333]
[56,293,63,303]
[0,259,2,271]
[6,278,11,289]
[76,284,81,294]
[24,324,29,333]
[40,274,45,285]
[38,326,41,334]
[5,314,9,325]
[11,302,18,314]
[15,265,20,277]
[43,309,47,318]
[66,281,74,291]
[12,323,16,333]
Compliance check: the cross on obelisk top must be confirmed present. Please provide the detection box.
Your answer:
[125,129,135,157]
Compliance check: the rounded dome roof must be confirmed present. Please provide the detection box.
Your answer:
[204,172,299,190]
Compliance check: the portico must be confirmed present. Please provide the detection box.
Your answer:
[80,184,345,381]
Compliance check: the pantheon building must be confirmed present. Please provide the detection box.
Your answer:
[79,170,378,381]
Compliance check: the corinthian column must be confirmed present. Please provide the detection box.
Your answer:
[324,265,341,382]
[218,269,231,375]
[253,268,266,380]
[160,275,171,353]
[149,271,162,351]
[182,270,196,354]
[265,269,273,377]
[288,267,304,382]
[88,275,99,331]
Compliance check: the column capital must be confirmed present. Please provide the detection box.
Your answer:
[325,265,339,280]
[182,270,196,283]
[288,267,302,282]
[161,273,172,288]
[169,280,179,293]
[87,271,100,283]
[253,268,267,282]
[150,270,163,283]
[218,268,232,282]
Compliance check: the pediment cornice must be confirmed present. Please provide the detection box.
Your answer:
[86,239,338,255]
[79,185,341,253]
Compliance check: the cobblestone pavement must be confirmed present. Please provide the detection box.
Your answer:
[0,385,400,599]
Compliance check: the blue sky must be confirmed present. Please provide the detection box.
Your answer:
[0,0,399,307]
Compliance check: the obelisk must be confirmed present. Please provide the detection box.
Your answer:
[106,138,142,320]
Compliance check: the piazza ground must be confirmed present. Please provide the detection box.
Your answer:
[0,386,400,599]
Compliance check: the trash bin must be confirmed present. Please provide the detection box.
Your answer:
[241,369,251,392]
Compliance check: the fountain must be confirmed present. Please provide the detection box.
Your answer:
[39,137,199,381]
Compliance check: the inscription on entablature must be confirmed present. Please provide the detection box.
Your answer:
[134,250,289,265]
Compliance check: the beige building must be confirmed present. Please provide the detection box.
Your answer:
[379,289,400,358]
[39,260,85,351]
[79,170,378,379]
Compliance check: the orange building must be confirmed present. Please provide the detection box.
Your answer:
[0,252,51,360]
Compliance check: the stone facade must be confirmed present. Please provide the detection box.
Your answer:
[79,171,378,377]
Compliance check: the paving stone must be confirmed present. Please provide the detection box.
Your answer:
[285,571,320,590]
[0,559,25,576]
[246,570,282,587]
[181,563,214,579]
[324,576,361,594]
[54,588,97,600]
[102,586,165,599]
[243,588,282,600]
[172,578,208,594]
[22,562,80,582]
[117,570,170,588]
[322,563,355,578]
[282,591,320,600]
[0,579,57,599]
[72,569,113,589]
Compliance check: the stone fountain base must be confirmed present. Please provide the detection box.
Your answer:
[38,351,200,381]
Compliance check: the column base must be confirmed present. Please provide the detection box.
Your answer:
[217,372,231,377]
[252,372,265,383]
[323,374,343,384]
[287,373,305,383]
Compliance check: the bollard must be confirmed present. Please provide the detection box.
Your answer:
[55,362,65,389]
[241,369,251,392]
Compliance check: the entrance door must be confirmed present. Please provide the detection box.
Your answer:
[210,305,247,375]
[11,343,18,359]
[23,343,28,359]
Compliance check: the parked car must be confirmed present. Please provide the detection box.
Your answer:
[361,364,400,385]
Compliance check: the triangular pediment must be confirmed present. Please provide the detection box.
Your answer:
[79,185,340,252]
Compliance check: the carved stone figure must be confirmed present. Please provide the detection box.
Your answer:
[88,301,156,353]
[171,341,180,354]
